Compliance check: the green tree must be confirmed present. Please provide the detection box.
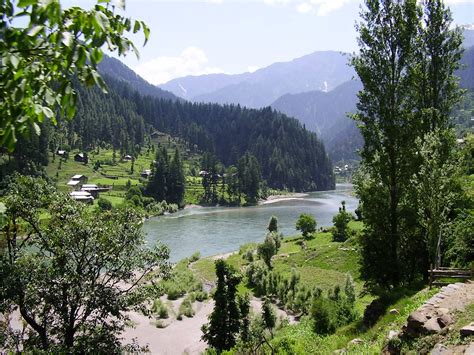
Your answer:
[296,213,316,239]
[168,147,185,207]
[257,232,281,269]
[351,0,463,289]
[0,176,170,352]
[0,0,149,150]
[201,259,242,352]
[413,129,462,268]
[97,197,112,211]
[146,146,169,202]
[238,152,261,203]
[267,215,278,233]
[332,201,352,242]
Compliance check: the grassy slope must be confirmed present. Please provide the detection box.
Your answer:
[190,221,450,354]
[45,133,204,207]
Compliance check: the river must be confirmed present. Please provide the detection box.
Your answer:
[143,184,358,262]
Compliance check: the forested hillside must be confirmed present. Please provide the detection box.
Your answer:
[101,76,335,191]
[2,73,334,192]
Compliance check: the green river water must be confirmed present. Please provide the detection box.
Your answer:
[143,184,357,262]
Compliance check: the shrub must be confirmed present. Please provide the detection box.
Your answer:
[178,297,195,318]
[189,252,201,262]
[97,198,112,211]
[311,298,336,335]
[166,284,185,300]
[296,214,317,239]
[152,298,169,319]
[194,291,208,302]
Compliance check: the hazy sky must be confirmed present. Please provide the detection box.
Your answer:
[66,0,474,84]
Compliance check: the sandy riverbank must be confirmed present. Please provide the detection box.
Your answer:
[259,192,309,205]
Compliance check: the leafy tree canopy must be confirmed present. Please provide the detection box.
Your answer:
[296,213,317,240]
[0,175,170,352]
[0,0,149,150]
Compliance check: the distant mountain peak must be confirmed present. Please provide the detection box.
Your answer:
[160,50,355,108]
[98,56,178,101]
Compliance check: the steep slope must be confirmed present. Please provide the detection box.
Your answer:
[160,51,355,108]
[58,73,335,191]
[271,80,361,161]
[98,56,178,101]
[459,46,474,90]
[159,72,250,100]
[462,27,474,49]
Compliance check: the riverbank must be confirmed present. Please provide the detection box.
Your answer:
[259,192,309,205]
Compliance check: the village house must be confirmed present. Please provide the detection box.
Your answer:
[66,174,88,191]
[81,184,99,199]
[141,169,152,178]
[74,152,88,163]
[70,191,94,204]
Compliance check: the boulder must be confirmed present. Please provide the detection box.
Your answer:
[429,343,448,355]
[406,310,428,334]
[459,322,474,338]
[423,317,441,334]
[436,312,452,328]
[387,330,399,340]
[349,338,363,345]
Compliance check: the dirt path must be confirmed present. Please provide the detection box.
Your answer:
[121,295,296,354]
[422,281,474,312]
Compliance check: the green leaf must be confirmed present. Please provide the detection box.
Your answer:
[9,54,20,69]
[94,11,110,32]
[32,122,41,136]
[27,25,44,37]
[133,20,141,34]
[61,32,73,47]
[91,48,103,64]
[142,22,150,45]
[17,0,37,8]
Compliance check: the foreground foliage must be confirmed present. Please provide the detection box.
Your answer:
[0,0,149,150]
[0,176,170,352]
[352,0,467,291]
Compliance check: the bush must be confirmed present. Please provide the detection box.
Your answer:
[296,214,317,239]
[178,297,195,318]
[194,291,208,302]
[97,198,112,211]
[189,252,201,262]
[166,284,185,300]
[152,298,169,319]
[311,298,337,335]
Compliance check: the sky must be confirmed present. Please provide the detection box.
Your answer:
[66,0,474,85]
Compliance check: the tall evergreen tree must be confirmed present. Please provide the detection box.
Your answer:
[146,146,169,202]
[238,152,261,203]
[201,259,242,352]
[168,147,185,207]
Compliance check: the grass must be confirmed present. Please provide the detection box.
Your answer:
[271,286,439,354]
[45,133,204,206]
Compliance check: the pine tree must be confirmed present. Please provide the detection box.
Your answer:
[201,259,242,352]
[168,147,185,207]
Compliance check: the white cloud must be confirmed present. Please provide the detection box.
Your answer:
[247,65,260,72]
[133,46,224,85]
[293,0,359,16]
[297,2,312,13]
[311,0,356,16]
